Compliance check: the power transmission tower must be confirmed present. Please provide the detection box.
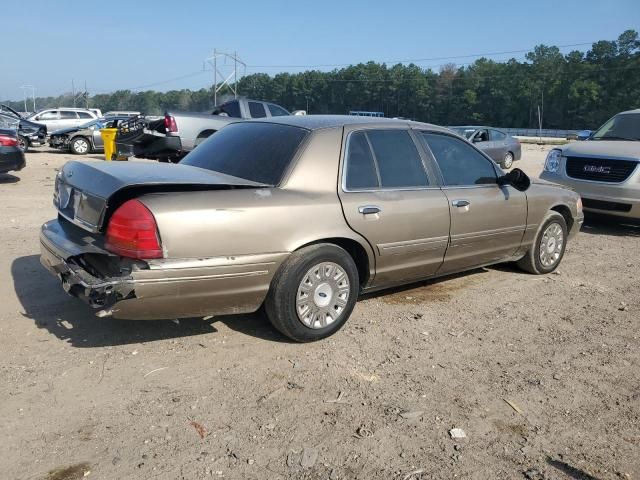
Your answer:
[72,80,89,108]
[204,50,246,106]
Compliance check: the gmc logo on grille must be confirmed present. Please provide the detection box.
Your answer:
[583,165,612,174]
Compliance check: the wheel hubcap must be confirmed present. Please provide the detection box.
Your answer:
[74,140,88,153]
[539,222,563,267]
[296,262,350,329]
[504,153,513,167]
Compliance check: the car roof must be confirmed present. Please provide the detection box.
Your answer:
[618,108,640,115]
[245,114,452,133]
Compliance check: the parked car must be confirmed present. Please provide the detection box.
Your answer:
[115,98,290,161]
[450,126,522,168]
[40,116,583,342]
[88,108,103,117]
[104,111,141,118]
[49,116,129,155]
[27,108,98,132]
[0,128,26,174]
[0,104,47,152]
[540,109,640,219]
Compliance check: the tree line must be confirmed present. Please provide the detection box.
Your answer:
[4,30,639,130]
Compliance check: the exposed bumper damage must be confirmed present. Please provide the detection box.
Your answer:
[40,218,288,320]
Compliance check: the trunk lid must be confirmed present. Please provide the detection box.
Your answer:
[55,160,266,233]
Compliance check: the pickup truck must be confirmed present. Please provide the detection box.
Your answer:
[115,98,290,162]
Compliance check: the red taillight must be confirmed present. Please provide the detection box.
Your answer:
[164,114,178,133]
[105,199,163,259]
[0,134,18,147]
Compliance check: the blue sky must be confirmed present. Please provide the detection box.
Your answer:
[1,0,639,100]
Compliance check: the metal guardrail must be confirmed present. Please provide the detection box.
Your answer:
[501,128,580,139]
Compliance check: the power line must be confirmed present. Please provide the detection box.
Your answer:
[245,42,597,69]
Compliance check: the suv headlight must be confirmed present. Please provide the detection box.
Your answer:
[544,149,562,173]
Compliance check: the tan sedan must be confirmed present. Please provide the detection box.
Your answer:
[40,116,583,341]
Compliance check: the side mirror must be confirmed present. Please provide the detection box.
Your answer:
[497,168,530,192]
[577,130,592,141]
[472,136,483,143]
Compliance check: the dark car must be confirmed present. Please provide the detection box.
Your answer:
[0,128,26,174]
[0,105,47,152]
[49,116,128,154]
[449,126,522,169]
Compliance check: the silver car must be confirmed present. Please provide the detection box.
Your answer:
[540,109,640,219]
[27,108,98,131]
[450,126,522,169]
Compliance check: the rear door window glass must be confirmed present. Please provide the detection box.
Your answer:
[367,130,429,188]
[268,104,290,117]
[490,129,506,141]
[422,133,497,186]
[77,111,93,119]
[60,111,78,119]
[345,132,379,190]
[248,102,267,118]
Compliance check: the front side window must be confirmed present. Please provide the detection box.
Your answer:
[422,133,497,186]
[37,111,59,120]
[344,130,429,190]
[473,129,489,143]
[248,101,267,118]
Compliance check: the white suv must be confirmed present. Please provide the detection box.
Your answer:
[27,108,98,132]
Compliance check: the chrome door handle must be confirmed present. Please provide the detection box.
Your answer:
[452,199,470,207]
[358,205,381,215]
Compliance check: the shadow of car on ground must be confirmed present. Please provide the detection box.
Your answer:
[11,254,288,348]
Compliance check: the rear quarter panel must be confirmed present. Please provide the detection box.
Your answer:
[139,126,375,272]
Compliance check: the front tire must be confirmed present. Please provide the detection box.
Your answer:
[265,244,359,342]
[70,137,90,155]
[501,151,514,169]
[517,212,568,274]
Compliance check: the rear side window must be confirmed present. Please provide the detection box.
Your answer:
[422,133,497,186]
[491,129,506,141]
[248,101,267,118]
[214,101,241,118]
[345,132,379,190]
[268,104,290,117]
[180,122,307,185]
[77,111,93,119]
[344,130,429,190]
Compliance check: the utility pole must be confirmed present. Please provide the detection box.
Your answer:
[204,49,246,106]
[20,85,36,113]
[72,79,76,107]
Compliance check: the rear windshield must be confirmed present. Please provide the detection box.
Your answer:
[180,122,308,185]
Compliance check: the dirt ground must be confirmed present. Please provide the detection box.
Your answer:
[0,144,638,480]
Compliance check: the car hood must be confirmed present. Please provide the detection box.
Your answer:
[560,140,640,161]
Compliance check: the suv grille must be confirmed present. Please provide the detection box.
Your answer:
[565,157,637,183]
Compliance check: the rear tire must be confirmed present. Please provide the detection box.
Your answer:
[501,151,514,169]
[70,136,90,155]
[517,212,567,274]
[18,136,29,153]
[265,244,359,342]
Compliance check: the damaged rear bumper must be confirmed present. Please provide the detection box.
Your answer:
[40,218,288,320]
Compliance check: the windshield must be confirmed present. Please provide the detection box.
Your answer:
[180,122,308,185]
[592,112,640,141]
[451,127,476,139]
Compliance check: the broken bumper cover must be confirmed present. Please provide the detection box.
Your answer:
[40,218,288,320]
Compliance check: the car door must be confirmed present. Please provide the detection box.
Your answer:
[338,127,451,287]
[489,129,508,160]
[420,131,527,274]
[34,110,60,130]
[59,111,80,129]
